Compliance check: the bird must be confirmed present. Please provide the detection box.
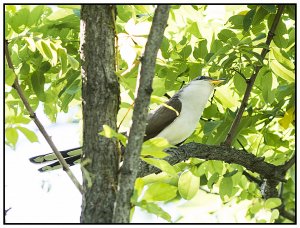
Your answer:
[29,76,224,172]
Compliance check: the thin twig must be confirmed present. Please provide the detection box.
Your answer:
[5,40,83,194]
[230,67,248,82]
[279,153,295,172]
[223,5,285,146]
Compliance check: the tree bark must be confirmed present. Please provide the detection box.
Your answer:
[80,5,120,223]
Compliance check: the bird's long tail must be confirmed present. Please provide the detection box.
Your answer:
[29,147,82,172]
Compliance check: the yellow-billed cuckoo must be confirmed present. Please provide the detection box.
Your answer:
[30,76,224,171]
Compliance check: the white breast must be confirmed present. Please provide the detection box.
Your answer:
[155,80,214,145]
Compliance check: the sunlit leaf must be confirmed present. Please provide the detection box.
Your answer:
[5,67,16,86]
[270,60,294,82]
[141,157,177,176]
[6,127,19,146]
[178,170,200,200]
[265,198,282,209]
[279,107,295,129]
[219,177,233,200]
[135,200,172,222]
[16,126,38,143]
[99,124,127,145]
[143,182,177,202]
[141,138,171,158]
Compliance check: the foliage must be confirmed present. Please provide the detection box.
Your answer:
[5,5,295,223]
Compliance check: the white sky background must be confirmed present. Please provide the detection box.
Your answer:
[2,1,299,225]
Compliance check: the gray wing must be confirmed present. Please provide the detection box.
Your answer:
[144,95,182,141]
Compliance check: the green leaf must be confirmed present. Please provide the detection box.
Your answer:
[261,71,275,104]
[250,202,263,214]
[203,121,221,135]
[142,172,179,186]
[197,39,208,59]
[189,63,202,78]
[272,47,294,71]
[219,177,233,200]
[117,5,134,22]
[40,40,53,60]
[6,127,19,146]
[31,71,46,101]
[262,5,276,14]
[189,22,201,38]
[252,33,266,42]
[67,55,79,69]
[286,5,295,20]
[210,39,223,53]
[179,45,192,59]
[99,124,127,145]
[24,37,36,52]
[141,138,171,159]
[243,8,255,31]
[58,48,68,75]
[152,77,166,96]
[65,79,81,95]
[233,74,247,95]
[178,170,200,200]
[16,126,38,143]
[135,200,172,222]
[207,172,219,189]
[264,198,282,209]
[279,107,295,129]
[20,62,30,75]
[218,29,236,42]
[252,7,268,25]
[57,69,80,97]
[228,15,244,29]
[28,5,44,26]
[39,61,51,73]
[270,209,280,222]
[143,182,177,202]
[207,45,231,64]
[142,157,177,176]
[222,53,237,68]
[270,60,294,82]
[10,8,30,33]
[5,67,16,86]
[223,169,238,177]
[160,36,170,59]
[207,160,224,175]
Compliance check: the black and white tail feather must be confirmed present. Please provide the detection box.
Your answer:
[29,147,82,172]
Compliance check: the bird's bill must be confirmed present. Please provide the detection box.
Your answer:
[210,79,225,86]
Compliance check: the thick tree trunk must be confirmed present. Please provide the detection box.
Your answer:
[80,5,120,223]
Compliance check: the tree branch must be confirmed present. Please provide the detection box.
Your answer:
[5,40,83,194]
[113,5,170,223]
[137,142,287,182]
[223,5,285,146]
[137,141,295,221]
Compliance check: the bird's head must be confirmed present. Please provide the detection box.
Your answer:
[193,76,225,87]
[179,76,225,101]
